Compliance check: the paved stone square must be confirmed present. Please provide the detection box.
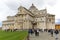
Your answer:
[29,32,60,40]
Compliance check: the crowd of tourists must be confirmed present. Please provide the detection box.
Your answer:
[28,29,59,40]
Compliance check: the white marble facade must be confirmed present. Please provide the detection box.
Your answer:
[2,4,55,30]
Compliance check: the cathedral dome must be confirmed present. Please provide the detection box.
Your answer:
[29,4,38,10]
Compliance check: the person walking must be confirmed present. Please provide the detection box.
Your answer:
[37,29,39,36]
[54,29,59,40]
[34,29,38,36]
[50,29,53,37]
[28,29,33,35]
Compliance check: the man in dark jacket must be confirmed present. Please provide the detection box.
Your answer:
[54,30,59,34]
[54,29,59,40]
[28,29,34,34]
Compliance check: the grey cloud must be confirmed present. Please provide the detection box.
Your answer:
[47,0,57,6]
[2,0,57,10]
[55,19,60,24]
[33,0,45,6]
[4,0,45,10]
[0,0,58,21]
[4,1,19,10]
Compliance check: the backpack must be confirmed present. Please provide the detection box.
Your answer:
[54,30,59,34]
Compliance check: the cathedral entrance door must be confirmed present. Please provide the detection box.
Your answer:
[32,23,37,29]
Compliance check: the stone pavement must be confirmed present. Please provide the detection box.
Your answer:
[29,32,60,40]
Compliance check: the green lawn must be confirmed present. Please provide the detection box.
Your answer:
[0,30,28,40]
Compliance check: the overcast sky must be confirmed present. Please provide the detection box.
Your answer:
[0,0,60,26]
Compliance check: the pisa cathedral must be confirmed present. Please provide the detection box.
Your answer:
[2,4,55,30]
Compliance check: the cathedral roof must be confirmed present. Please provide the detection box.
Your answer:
[47,13,55,16]
[16,5,35,17]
